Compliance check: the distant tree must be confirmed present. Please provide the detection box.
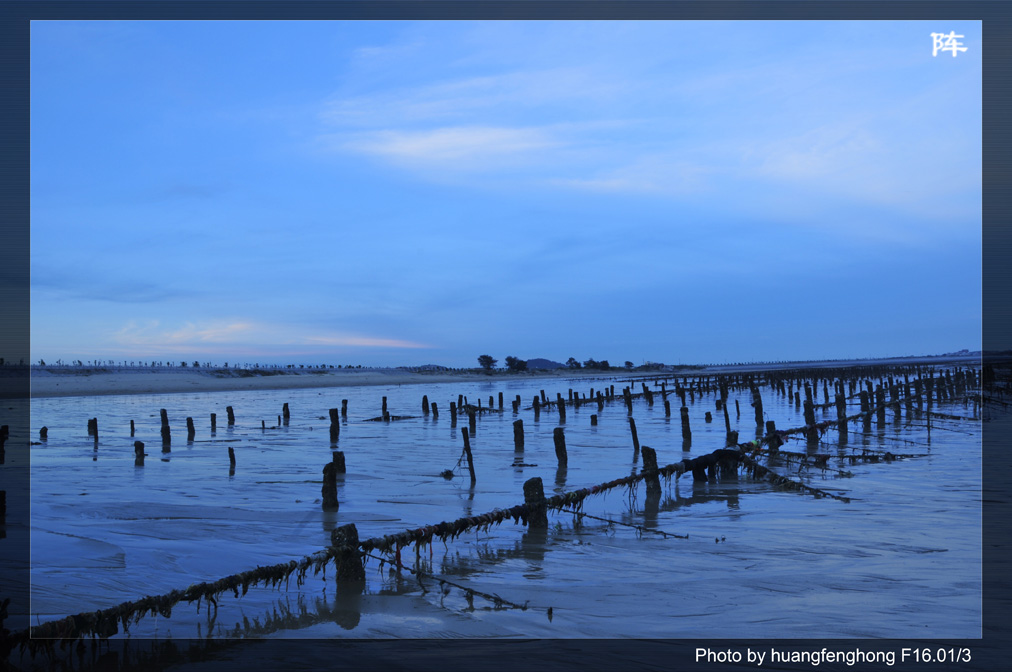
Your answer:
[181,361,188,367]
[599,360,610,369]
[583,358,598,369]
[625,361,634,370]
[566,357,582,369]
[477,354,497,371]
[38,359,45,366]
[193,361,200,368]
[504,356,528,372]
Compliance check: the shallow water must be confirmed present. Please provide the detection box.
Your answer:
[28,372,981,639]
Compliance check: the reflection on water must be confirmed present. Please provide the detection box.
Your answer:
[27,370,982,640]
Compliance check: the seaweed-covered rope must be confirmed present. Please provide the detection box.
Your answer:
[15,548,339,653]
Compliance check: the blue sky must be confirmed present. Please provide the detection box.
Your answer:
[30,20,981,367]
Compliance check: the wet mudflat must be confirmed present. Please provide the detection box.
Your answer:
[28,369,981,640]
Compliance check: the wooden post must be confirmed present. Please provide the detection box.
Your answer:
[382,396,388,416]
[680,406,691,441]
[727,430,739,447]
[322,463,339,511]
[331,523,366,585]
[557,393,566,422]
[422,395,430,415]
[875,385,886,426]
[329,409,340,442]
[282,403,290,423]
[341,399,348,418]
[751,384,764,429]
[704,411,712,423]
[431,402,439,419]
[641,446,661,497]
[623,387,633,414]
[468,408,477,433]
[461,427,476,485]
[523,477,548,530]
[533,396,540,420]
[130,420,135,437]
[160,409,170,447]
[513,419,524,452]
[225,406,235,426]
[734,399,740,417]
[261,419,266,430]
[332,450,345,473]
[87,418,97,437]
[210,413,217,432]
[590,414,598,426]
[765,420,781,449]
[40,427,48,441]
[134,441,144,467]
[499,391,504,411]
[553,427,567,466]
[628,417,640,452]
[186,417,195,441]
[665,399,671,417]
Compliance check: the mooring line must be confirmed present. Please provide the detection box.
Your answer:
[362,552,540,616]
[557,507,690,540]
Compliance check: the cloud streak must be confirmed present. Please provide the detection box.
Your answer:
[111,319,431,354]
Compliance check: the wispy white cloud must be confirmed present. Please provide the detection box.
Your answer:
[552,155,714,196]
[334,125,560,170]
[111,319,430,353]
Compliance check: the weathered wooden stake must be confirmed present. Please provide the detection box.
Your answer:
[499,392,504,410]
[431,402,439,419]
[331,523,366,585]
[134,441,145,467]
[322,463,339,511]
[523,477,548,529]
[727,430,739,447]
[226,406,235,426]
[704,411,712,423]
[283,403,290,423]
[553,427,567,466]
[461,427,476,485]
[210,413,217,432]
[641,446,661,497]
[160,409,171,447]
[765,420,781,449]
[468,408,477,433]
[332,450,345,473]
[680,406,691,440]
[186,417,195,441]
[341,399,348,418]
[533,396,540,420]
[590,414,598,426]
[628,417,640,452]
[557,394,566,422]
[130,420,135,437]
[665,399,671,417]
[422,395,430,415]
[40,427,48,440]
[329,409,340,442]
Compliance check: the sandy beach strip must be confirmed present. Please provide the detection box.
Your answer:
[28,366,642,398]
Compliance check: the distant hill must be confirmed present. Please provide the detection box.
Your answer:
[526,358,565,370]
